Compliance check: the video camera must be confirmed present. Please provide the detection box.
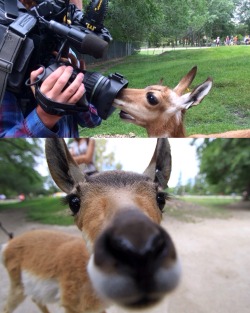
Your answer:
[0,0,128,119]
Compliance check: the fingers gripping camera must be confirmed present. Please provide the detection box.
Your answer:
[31,63,128,120]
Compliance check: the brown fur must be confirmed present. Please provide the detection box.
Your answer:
[146,111,187,138]
[2,230,104,313]
[190,129,250,138]
[72,171,162,241]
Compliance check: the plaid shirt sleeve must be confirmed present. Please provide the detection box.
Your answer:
[77,103,102,128]
[0,91,61,137]
[0,91,102,138]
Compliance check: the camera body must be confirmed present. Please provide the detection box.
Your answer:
[35,62,128,120]
[0,0,128,119]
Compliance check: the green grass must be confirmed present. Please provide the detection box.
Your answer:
[81,46,250,137]
[0,197,73,226]
[164,196,237,221]
[181,196,237,207]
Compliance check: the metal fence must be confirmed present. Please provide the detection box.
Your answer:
[82,41,138,65]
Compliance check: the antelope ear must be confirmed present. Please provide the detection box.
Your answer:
[174,66,197,95]
[158,78,164,85]
[143,139,172,189]
[181,78,213,109]
[45,139,86,193]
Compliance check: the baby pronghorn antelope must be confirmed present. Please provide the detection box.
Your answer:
[113,67,250,138]
[113,66,212,137]
[1,139,180,313]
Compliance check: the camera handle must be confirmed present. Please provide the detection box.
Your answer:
[35,85,89,116]
[25,66,90,116]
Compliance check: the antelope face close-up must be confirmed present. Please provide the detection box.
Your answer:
[113,67,213,137]
[45,138,181,310]
[114,85,173,127]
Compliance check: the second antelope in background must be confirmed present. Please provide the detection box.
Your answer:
[1,139,181,313]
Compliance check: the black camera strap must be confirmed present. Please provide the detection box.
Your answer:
[4,0,19,20]
[35,85,89,116]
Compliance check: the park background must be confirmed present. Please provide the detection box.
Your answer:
[0,138,249,224]
[0,138,249,313]
[83,0,250,62]
[72,0,250,136]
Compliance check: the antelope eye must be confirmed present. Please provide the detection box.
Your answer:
[68,195,81,215]
[156,192,166,211]
[146,92,159,105]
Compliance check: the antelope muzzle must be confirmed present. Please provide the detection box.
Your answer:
[87,209,181,309]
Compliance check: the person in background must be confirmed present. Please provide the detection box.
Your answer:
[225,36,230,46]
[70,138,98,176]
[216,36,220,47]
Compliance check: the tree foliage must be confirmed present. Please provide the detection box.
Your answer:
[105,0,163,41]
[82,0,249,44]
[235,0,250,26]
[95,139,122,171]
[196,139,250,199]
[0,139,44,197]
[204,0,236,37]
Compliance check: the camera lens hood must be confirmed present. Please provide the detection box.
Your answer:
[84,71,128,120]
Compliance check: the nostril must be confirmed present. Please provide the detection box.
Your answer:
[108,236,137,259]
[138,230,167,259]
[106,228,167,267]
[151,231,167,258]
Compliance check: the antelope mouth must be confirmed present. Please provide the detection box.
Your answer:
[126,296,160,309]
[119,110,135,121]
[113,99,137,122]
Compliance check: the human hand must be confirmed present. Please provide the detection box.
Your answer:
[30,65,85,129]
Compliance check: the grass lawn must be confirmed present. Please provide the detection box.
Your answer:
[0,195,241,226]
[164,196,239,221]
[0,197,73,226]
[81,46,250,137]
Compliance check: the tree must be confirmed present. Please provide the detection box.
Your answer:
[95,139,122,171]
[105,0,163,42]
[0,139,44,197]
[80,0,250,46]
[204,0,236,39]
[129,0,209,46]
[235,0,250,30]
[189,174,211,195]
[196,139,250,200]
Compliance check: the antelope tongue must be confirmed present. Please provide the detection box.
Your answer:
[119,111,135,120]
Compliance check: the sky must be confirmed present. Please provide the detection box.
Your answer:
[38,138,202,188]
[105,138,201,187]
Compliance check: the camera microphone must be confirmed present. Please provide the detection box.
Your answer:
[44,20,108,59]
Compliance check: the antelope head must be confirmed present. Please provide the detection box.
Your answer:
[45,138,180,310]
[113,66,213,137]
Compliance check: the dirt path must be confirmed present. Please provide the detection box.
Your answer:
[1,204,250,313]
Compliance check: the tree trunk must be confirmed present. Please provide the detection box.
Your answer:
[242,184,250,201]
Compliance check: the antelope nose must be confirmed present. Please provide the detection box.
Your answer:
[108,227,166,266]
[91,209,180,306]
[101,209,172,270]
